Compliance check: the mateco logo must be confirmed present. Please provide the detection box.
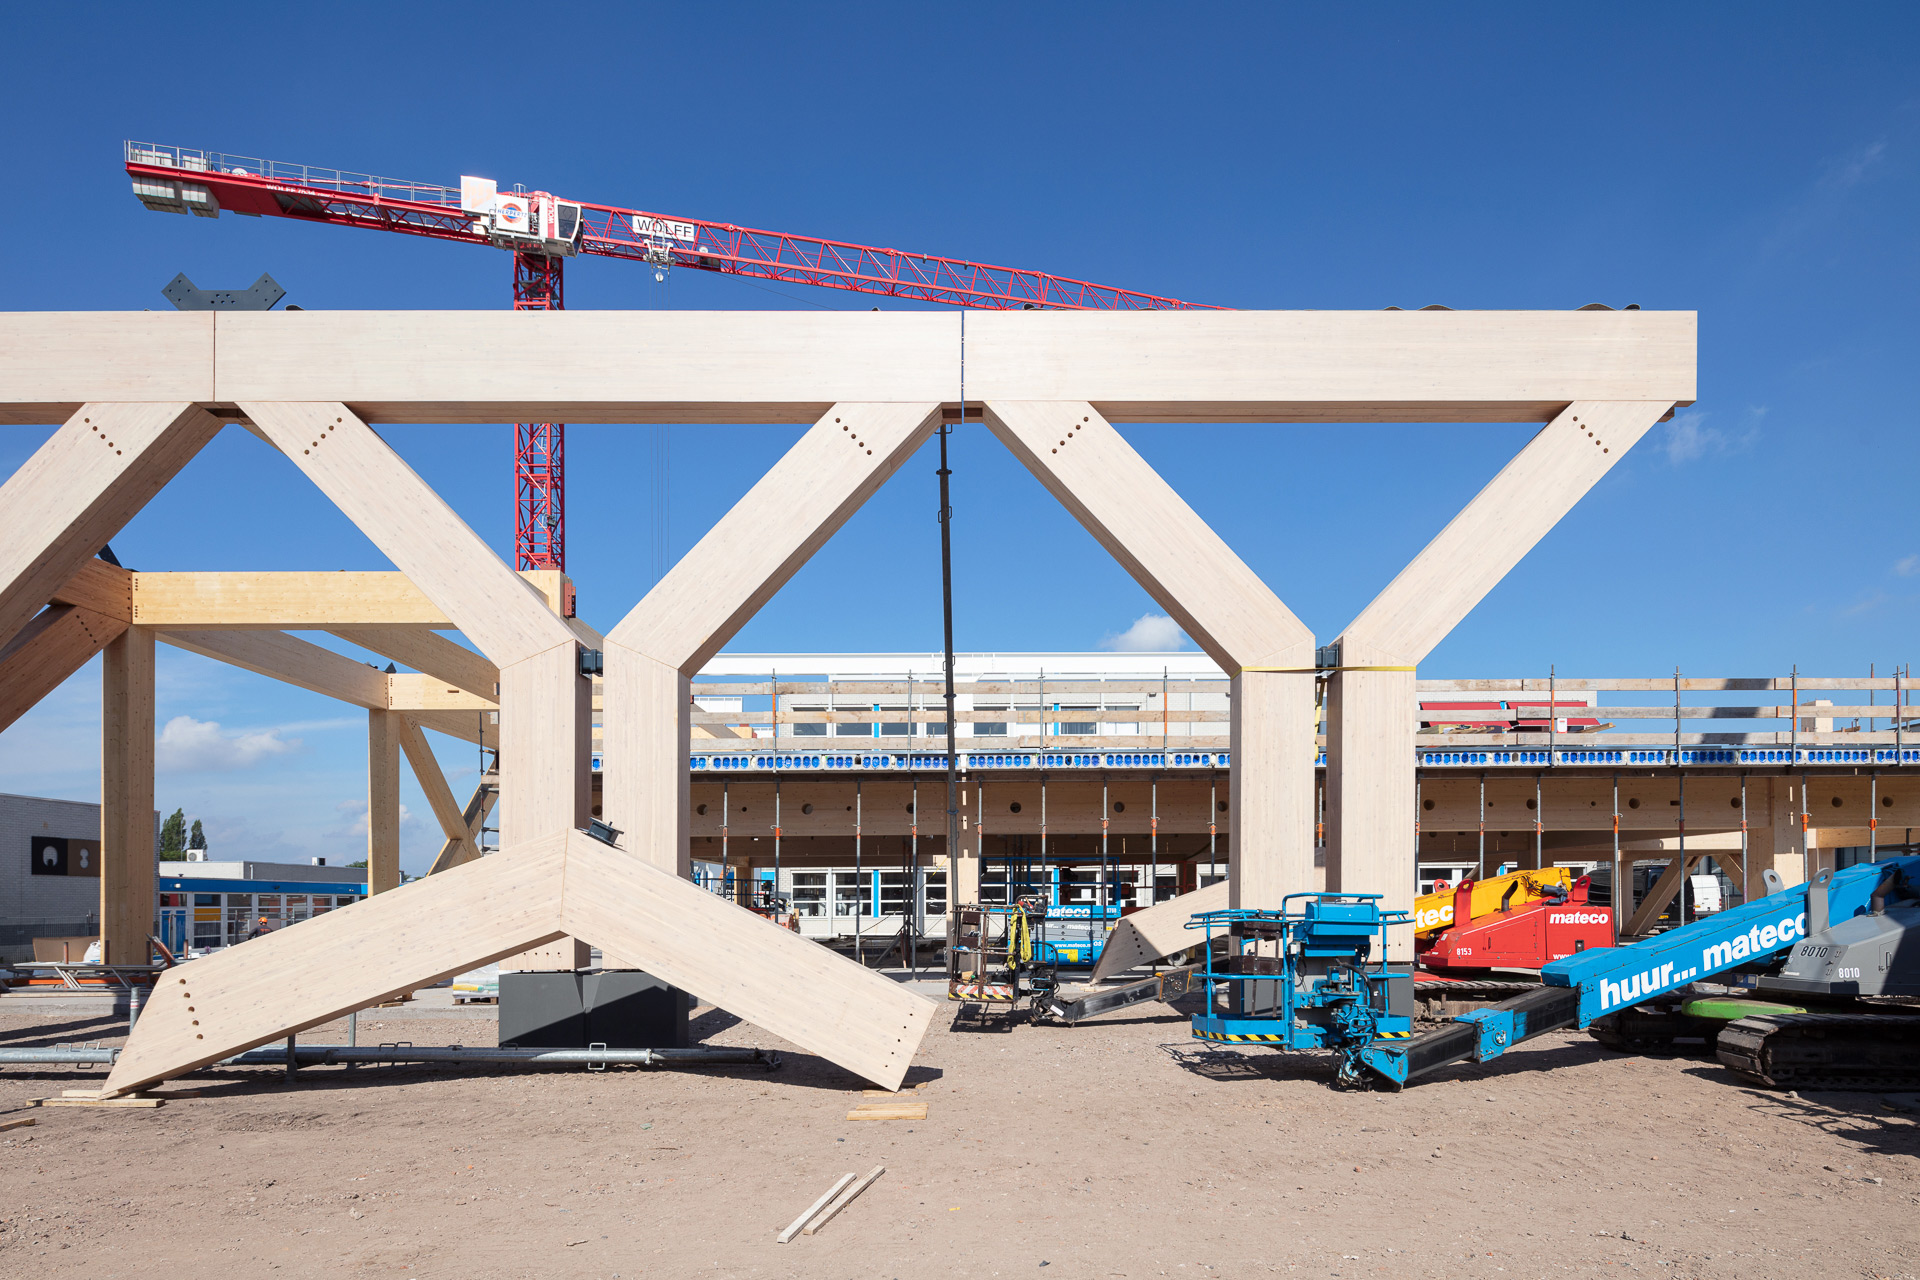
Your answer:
[1598,911,1807,1011]
[1699,913,1807,973]
[1415,903,1454,931]
[1549,911,1609,925]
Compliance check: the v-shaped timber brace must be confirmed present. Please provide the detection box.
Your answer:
[1093,399,1675,973]
[105,828,936,1094]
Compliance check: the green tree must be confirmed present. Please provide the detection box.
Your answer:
[159,808,187,859]
[187,818,206,850]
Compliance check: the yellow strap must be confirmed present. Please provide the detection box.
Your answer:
[1240,665,1417,674]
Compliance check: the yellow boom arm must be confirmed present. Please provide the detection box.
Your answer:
[1412,867,1573,935]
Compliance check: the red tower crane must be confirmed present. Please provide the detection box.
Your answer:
[124,142,1217,571]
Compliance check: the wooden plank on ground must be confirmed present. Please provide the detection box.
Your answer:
[846,1103,926,1121]
[777,1172,856,1244]
[802,1165,886,1235]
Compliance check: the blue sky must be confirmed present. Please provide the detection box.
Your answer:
[2,4,1916,872]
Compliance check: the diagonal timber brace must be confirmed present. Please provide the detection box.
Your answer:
[103,830,935,1096]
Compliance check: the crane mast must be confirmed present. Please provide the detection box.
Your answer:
[125,142,1218,569]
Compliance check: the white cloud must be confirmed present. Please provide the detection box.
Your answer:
[1896,555,1920,578]
[1099,613,1190,652]
[156,715,301,773]
[1824,139,1887,191]
[335,798,417,837]
[1662,409,1763,466]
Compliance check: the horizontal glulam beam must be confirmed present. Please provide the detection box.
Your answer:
[0,311,1695,425]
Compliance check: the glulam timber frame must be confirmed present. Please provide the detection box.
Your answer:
[0,308,1693,1088]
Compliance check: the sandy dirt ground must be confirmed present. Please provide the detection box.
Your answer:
[2,989,1918,1280]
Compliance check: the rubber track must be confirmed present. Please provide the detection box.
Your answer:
[1717,1013,1920,1090]
[1414,981,1537,999]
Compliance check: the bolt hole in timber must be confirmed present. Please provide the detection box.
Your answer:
[1175,857,1920,1091]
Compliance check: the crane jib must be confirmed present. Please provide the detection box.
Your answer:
[122,141,1219,312]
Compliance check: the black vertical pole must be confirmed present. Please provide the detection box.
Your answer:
[939,416,960,903]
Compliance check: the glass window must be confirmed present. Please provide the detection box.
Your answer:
[835,722,873,736]
[792,722,827,737]
[790,872,828,918]
[879,872,910,915]
[159,893,183,907]
[833,873,873,916]
[920,721,948,736]
[193,893,219,907]
[922,870,948,916]
[882,722,911,737]
[1058,706,1098,735]
[972,706,1008,737]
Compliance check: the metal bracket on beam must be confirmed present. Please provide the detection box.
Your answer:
[162,272,286,311]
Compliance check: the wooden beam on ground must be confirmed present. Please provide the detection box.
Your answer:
[50,559,132,620]
[328,627,499,700]
[158,630,387,709]
[133,572,454,629]
[0,606,128,733]
[103,829,935,1095]
[101,627,155,967]
[0,403,220,649]
[239,403,576,668]
[1090,879,1228,981]
[102,833,572,1096]
[400,717,476,870]
[561,831,934,1090]
[985,402,1315,911]
[367,710,401,896]
[604,403,941,882]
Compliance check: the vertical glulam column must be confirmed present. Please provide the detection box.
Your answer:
[100,626,155,966]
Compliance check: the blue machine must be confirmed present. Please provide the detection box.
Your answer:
[1188,893,1416,1087]
[1188,856,1920,1089]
